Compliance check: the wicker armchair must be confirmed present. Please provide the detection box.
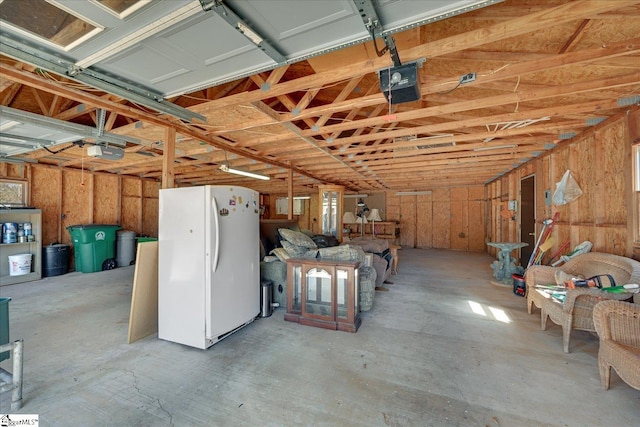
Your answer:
[540,288,633,353]
[593,300,640,390]
[525,252,640,315]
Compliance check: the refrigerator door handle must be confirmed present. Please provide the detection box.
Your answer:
[211,196,220,272]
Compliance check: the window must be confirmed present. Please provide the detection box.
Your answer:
[276,198,304,215]
[0,0,102,50]
[0,179,28,207]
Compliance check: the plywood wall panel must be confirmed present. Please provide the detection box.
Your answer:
[432,202,450,249]
[573,137,595,224]
[121,178,141,232]
[386,193,400,221]
[596,226,627,256]
[450,200,467,251]
[61,170,91,245]
[142,197,158,237]
[142,180,159,198]
[469,200,486,251]
[122,196,141,232]
[122,177,142,197]
[30,166,61,245]
[416,193,432,248]
[468,186,484,201]
[601,122,627,225]
[94,174,120,225]
[399,195,416,247]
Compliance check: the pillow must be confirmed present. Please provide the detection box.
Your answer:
[281,240,309,258]
[279,228,317,249]
[555,270,583,286]
[270,248,290,263]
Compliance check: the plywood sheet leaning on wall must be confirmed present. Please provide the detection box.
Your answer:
[128,241,158,344]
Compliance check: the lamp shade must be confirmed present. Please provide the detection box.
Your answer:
[368,209,382,222]
[357,215,368,224]
[343,212,357,224]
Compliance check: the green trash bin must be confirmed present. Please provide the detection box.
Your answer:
[0,297,10,362]
[67,224,122,273]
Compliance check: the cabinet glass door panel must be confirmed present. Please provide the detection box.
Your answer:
[336,268,348,319]
[306,267,332,317]
[292,265,302,312]
[318,185,343,241]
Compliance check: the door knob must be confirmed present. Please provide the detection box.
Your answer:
[528,233,535,236]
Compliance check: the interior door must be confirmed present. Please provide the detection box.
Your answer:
[520,175,536,267]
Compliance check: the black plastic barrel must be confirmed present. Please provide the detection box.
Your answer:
[43,244,70,277]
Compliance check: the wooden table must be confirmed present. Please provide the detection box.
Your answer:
[389,244,401,275]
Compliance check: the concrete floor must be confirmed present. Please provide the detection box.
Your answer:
[1,248,638,426]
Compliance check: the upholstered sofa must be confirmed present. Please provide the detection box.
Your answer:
[347,236,393,288]
[260,229,378,311]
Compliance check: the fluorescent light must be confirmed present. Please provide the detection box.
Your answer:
[396,191,432,196]
[293,196,310,200]
[220,164,270,181]
[473,144,517,152]
[344,194,368,199]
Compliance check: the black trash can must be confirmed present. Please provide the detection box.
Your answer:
[43,244,70,277]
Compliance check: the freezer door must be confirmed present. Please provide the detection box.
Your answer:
[206,186,260,341]
[158,186,208,349]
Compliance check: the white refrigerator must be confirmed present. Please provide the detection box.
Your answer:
[158,185,260,349]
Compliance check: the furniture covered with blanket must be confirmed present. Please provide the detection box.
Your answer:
[525,252,640,315]
[347,236,393,288]
[260,229,377,311]
[593,300,640,390]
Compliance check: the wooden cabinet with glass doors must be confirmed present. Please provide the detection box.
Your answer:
[285,258,361,332]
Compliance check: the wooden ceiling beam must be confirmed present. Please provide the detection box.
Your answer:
[0,64,349,188]
[192,0,638,114]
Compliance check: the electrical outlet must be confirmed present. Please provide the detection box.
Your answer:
[460,72,476,84]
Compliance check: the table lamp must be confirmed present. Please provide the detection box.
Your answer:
[343,212,356,236]
[368,209,382,236]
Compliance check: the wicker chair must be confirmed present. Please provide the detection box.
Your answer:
[593,300,640,390]
[525,252,640,315]
[540,287,633,353]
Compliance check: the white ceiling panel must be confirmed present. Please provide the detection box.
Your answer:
[0,0,502,117]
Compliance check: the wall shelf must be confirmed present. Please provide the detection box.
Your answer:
[0,209,42,286]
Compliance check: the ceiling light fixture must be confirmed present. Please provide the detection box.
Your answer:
[473,144,517,152]
[219,164,270,181]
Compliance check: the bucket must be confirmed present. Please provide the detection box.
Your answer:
[2,223,18,244]
[8,253,32,276]
[43,244,70,277]
[260,280,273,318]
[116,230,137,267]
[513,274,526,297]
